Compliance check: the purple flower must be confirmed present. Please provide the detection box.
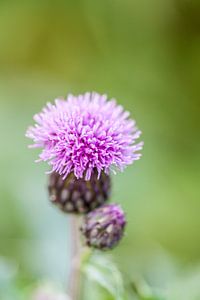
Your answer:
[81,204,126,250]
[26,92,143,180]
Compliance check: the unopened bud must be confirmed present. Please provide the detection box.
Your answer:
[81,204,126,250]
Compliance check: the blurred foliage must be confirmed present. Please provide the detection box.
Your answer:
[82,252,126,300]
[0,0,200,299]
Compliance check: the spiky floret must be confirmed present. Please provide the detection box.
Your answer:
[26,92,143,180]
[48,170,111,214]
[81,204,126,250]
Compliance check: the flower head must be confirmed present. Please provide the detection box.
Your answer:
[81,204,126,250]
[26,92,143,180]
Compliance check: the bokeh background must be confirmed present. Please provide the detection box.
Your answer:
[0,0,200,299]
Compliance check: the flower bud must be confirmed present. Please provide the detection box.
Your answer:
[48,171,111,214]
[81,204,126,250]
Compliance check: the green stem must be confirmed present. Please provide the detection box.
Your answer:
[68,215,82,300]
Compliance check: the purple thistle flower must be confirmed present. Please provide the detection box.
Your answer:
[26,92,143,180]
[81,203,126,250]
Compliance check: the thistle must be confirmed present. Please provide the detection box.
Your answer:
[26,92,143,300]
[81,204,126,250]
[26,92,143,181]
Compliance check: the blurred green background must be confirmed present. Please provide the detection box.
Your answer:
[0,0,200,299]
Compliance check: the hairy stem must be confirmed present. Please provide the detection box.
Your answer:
[68,215,82,300]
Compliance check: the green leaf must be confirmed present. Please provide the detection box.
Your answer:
[82,252,126,300]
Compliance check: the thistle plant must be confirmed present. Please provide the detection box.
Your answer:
[26,92,143,300]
